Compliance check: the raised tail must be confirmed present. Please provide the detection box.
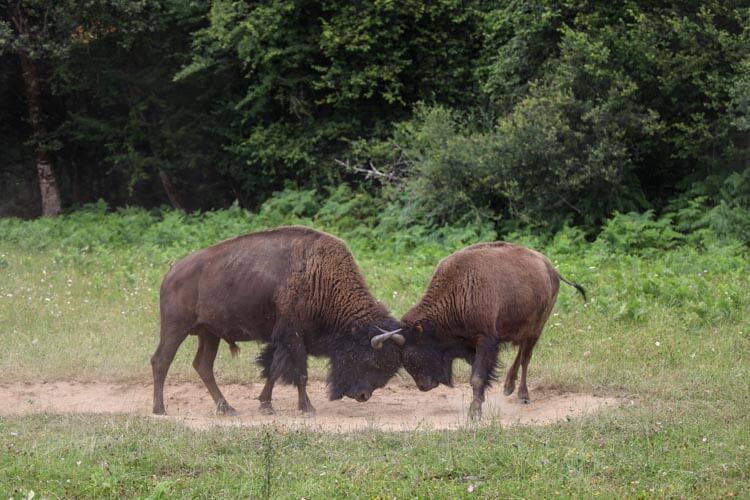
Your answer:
[560,275,587,302]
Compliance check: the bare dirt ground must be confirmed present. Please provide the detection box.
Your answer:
[0,380,619,432]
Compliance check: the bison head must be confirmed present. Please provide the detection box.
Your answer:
[327,325,403,402]
[399,321,468,392]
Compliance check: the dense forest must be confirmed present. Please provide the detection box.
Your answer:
[1,0,749,238]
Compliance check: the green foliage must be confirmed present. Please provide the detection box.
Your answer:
[594,211,684,255]
[730,56,750,131]
[478,1,750,188]
[664,167,750,245]
[368,1,748,229]
[314,184,380,234]
[2,1,750,232]
[174,0,484,199]
[371,80,652,229]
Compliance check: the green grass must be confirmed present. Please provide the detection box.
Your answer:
[1,407,747,498]
[0,205,749,497]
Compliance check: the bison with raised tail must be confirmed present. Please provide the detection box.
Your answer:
[151,226,404,416]
[382,242,585,420]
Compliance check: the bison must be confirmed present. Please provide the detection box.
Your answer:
[386,242,585,420]
[151,226,404,416]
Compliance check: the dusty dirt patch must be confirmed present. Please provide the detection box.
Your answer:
[0,381,619,432]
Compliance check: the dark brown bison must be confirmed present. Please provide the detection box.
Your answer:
[388,242,585,420]
[151,226,404,416]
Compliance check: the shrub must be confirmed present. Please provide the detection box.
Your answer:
[593,211,684,255]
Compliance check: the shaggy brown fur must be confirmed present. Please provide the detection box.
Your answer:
[151,226,402,416]
[400,242,585,419]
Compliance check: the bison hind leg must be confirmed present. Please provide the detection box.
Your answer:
[503,345,523,397]
[193,332,238,416]
[151,320,191,415]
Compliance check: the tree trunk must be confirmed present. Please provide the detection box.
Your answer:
[158,169,184,211]
[19,52,62,216]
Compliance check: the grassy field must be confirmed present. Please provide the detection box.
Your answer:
[1,205,748,497]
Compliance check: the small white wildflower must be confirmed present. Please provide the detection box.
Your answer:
[467,485,476,493]
[702,437,708,443]
[655,341,661,347]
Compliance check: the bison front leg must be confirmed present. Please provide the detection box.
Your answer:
[193,333,237,416]
[286,336,315,416]
[257,334,316,416]
[257,374,279,415]
[468,337,500,421]
[257,345,280,415]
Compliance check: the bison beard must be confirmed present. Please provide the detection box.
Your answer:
[150,226,403,417]
[400,242,586,420]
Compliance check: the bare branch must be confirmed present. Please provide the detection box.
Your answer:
[335,158,405,183]
[559,196,583,215]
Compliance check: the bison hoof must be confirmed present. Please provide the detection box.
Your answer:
[518,390,530,404]
[217,402,238,416]
[301,408,316,418]
[259,402,275,415]
[503,384,515,396]
[468,401,482,421]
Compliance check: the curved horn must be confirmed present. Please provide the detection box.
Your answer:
[379,327,405,346]
[371,327,405,349]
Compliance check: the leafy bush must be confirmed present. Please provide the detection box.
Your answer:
[665,167,750,245]
[314,185,380,234]
[593,211,684,255]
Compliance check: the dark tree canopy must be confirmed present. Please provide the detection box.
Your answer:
[0,0,747,232]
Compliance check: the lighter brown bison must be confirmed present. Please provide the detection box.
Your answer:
[393,242,585,420]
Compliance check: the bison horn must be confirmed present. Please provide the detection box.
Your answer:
[371,327,405,349]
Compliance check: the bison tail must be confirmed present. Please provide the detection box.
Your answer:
[227,340,240,358]
[560,275,587,302]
